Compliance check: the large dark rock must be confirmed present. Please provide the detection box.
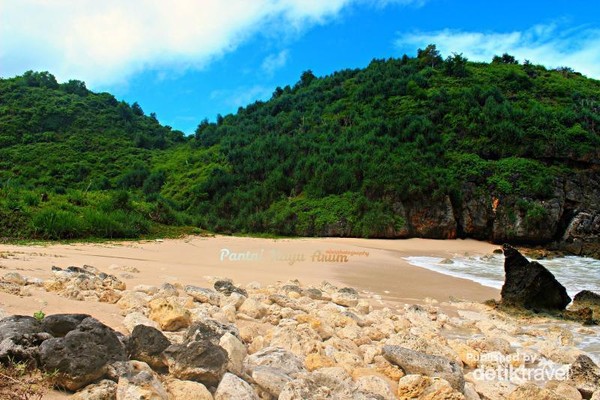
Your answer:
[0,315,42,341]
[41,313,90,337]
[163,319,230,387]
[39,317,127,391]
[0,332,52,365]
[573,290,600,307]
[500,244,571,310]
[128,325,171,370]
[0,315,48,365]
[382,345,464,392]
[571,290,600,322]
[163,340,228,387]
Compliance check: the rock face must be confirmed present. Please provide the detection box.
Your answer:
[164,327,228,387]
[308,170,600,257]
[71,379,118,400]
[568,355,600,398]
[0,315,42,341]
[39,317,127,391]
[0,316,49,365]
[166,379,214,400]
[214,372,258,400]
[500,244,571,310]
[382,345,464,392]
[405,196,458,239]
[561,210,600,258]
[148,298,191,331]
[116,361,169,400]
[41,313,90,337]
[128,324,171,369]
[573,290,600,307]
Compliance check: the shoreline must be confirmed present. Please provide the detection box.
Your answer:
[0,236,500,320]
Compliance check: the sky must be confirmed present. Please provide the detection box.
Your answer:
[1,0,599,135]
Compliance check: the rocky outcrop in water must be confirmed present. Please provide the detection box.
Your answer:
[501,244,572,311]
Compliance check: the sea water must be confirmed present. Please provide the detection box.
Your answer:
[404,254,600,364]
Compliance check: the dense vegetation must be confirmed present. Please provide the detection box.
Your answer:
[1,47,599,240]
[0,71,193,239]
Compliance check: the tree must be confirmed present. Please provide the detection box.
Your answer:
[195,118,210,140]
[299,70,316,87]
[492,53,519,64]
[21,71,59,89]
[272,86,284,98]
[132,102,144,116]
[522,59,537,78]
[444,53,468,77]
[61,79,88,96]
[556,66,575,77]
[417,44,443,68]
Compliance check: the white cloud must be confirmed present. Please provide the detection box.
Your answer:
[261,50,290,75]
[210,85,273,109]
[1,0,412,88]
[395,23,600,79]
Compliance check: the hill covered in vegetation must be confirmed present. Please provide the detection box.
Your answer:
[1,48,599,255]
[0,71,192,239]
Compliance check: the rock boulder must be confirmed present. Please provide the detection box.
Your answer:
[164,336,228,387]
[500,244,571,310]
[382,345,464,392]
[39,317,127,391]
[568,355,600,398]
[128,324,171,370]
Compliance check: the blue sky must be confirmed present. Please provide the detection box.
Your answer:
[1,0,599,134]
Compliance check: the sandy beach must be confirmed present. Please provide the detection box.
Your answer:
[2,236,599,400]
[0,236,499,329]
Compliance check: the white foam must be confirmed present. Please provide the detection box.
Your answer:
[404,254,600,364]
[403,254,600,298]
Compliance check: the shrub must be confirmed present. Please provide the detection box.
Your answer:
[31,208,84,239]
[83,209,150,238]
[22,191,40,207]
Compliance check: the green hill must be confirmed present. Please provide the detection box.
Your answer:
[0,71,191,239]
[1,48,599,255]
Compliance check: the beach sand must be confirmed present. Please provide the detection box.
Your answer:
[0,236,500,331]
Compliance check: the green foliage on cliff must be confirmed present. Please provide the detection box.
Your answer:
[1,48,599,240]
[188,51,599,235]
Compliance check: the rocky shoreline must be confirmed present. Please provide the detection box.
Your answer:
[1,253,600,399]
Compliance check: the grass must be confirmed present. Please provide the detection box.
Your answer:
[0,359,56,400]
